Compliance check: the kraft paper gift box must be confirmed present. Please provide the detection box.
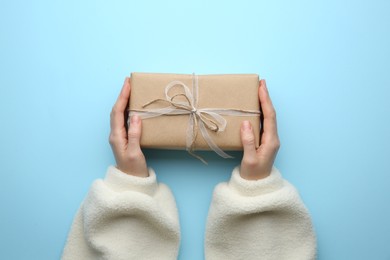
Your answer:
[129,72,261,157]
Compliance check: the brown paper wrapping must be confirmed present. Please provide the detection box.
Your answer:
[129,72,260,151]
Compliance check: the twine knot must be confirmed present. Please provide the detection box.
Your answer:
[129,74,261,163]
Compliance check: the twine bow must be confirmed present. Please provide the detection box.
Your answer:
[129,74,261,163]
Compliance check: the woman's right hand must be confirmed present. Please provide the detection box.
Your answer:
[109,77,149,177]
[239,79,280,180]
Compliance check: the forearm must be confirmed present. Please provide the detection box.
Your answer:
[205,166,316,260]
[62,166,180,260]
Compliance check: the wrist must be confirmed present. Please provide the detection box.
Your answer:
[229,166,284,196]
[239,164,272,180]
[105,166,157,195]
[116,165,149,178]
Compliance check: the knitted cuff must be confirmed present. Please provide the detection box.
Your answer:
[228,166,285,197]
[104,166,158,196]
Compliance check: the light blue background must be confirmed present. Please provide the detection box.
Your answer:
[1,0,389,259]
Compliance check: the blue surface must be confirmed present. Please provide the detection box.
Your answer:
[1,0,389,259]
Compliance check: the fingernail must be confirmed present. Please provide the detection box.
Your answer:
[242,120,252,131]
[131,115,140,124]
[261,79,267,90]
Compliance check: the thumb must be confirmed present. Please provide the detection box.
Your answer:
[240,120,257,163]
[128,115,142,149]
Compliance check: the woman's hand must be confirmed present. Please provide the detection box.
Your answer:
[109,77,149,177]
[240,79,280,180]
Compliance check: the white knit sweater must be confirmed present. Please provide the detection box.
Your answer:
[62,166,316,260]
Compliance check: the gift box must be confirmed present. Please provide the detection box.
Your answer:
[129,72,261,158]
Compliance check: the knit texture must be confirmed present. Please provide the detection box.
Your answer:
[205,166,316,260]
[62,166,180,260]
[63,166,316,260]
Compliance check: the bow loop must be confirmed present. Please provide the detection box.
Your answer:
[129,74,261,163]
[197,112,219,132]
[170,93,194,110]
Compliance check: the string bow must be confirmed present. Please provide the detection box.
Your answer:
[129,74,261,163]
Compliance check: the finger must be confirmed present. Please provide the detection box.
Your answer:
[240,120,257,163]
[110,77,131,136]
[127,115,142,151]
[259,79,278,145]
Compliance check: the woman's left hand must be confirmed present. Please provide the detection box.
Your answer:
[109,77,149,177]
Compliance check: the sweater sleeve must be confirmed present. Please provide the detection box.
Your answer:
[205,166,316,260]
[62,166,180,260]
